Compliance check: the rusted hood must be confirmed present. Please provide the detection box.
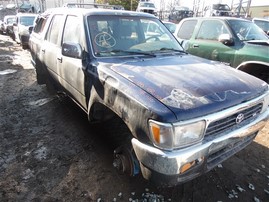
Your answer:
[108,55,268,120]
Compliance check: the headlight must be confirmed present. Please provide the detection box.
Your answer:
[174,121,205,148]
[149,120,206,150]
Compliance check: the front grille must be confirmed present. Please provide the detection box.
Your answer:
[142,9,154,14]
[205,103,262,137]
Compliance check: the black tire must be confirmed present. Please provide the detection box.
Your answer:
[45,73,58,94]
[34,59,49,85]
[22,44,28,49]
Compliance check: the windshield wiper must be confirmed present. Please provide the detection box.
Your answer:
[159,48,187,54]
[110,49,156,57]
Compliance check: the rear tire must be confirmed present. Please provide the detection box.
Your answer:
[45,73,58,94]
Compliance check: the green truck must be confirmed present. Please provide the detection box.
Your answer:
[174,17,269,83]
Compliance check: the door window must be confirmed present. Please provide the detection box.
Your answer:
[62,15,81,44]
[196,20,228,40]
[176,20,197,40]
[34,17,48,34]
[45,15,62,45]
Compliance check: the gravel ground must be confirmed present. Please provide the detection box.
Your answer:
[0,34,269,202]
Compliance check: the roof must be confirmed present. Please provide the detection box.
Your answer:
[45,7,157,18]
[183,17,251,22]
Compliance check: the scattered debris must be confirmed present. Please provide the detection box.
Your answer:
[0,55,13,62]
[256,168,260,173]
[236,184,246,192]
[254,196,260,202]
[217,164,223,168]
[228,189,238,199]
[118,192,122,198]
[28,98,54,107]
[131,192,135,196]
[261,165,265,169]
[142,192,165,201]
[0,69,17,75]
[34,146,48,160]
[97,198,102,202]
[248,183,255,190]
[264,189,269,195]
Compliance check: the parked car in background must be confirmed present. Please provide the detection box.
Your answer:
[174,17,269,83]
[13,13,37,49]
[0,20,4,34]
[29,5,269,187]
[162,21,176,33]
[136,0,157,15]
[2,15,16,36]
[204,4,233,17]
[168,6,193,23]
[252,18,269,35]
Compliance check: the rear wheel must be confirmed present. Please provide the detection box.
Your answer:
[45,73,58,94]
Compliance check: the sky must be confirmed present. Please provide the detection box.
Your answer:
[152,0,269,10]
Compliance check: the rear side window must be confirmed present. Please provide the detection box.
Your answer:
[33,17,48,34]
[176,20,197,40]
[45,15,62,45]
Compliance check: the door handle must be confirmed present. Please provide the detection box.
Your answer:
[57,57,62,63]
[192,44,199,48]
[41,49,45,53]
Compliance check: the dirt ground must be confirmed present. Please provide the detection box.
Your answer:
[0,34,269,202]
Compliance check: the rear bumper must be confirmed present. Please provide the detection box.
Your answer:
[132,107,269,186]
[20,34,30,45]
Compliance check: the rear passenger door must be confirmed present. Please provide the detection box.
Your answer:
[58,15,87,109]
[175,19,197,49]
[42,14,63,81]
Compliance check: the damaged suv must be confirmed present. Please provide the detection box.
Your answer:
[29,4,269,186]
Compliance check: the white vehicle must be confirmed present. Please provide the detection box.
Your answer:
[252,18,269,35]
[136,0,157,15]
[204,4,233,17]
[13,13,37,49]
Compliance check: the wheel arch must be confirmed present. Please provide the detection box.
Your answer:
[236,61,269,83]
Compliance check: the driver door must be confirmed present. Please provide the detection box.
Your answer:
[188,19,235,66]
[58,15,86,109]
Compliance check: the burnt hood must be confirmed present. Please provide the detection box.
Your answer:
[107,55,268,120]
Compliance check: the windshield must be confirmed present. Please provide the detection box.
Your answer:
[140,3,155,8]
[213,4,230,11]
[228,19,269,41]
[87,15,183,57]
[174,6,189,11]
[20,16,35,26]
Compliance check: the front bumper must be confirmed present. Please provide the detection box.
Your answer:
[132,106,269,186]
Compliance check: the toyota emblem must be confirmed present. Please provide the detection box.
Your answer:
[236,113,244,124]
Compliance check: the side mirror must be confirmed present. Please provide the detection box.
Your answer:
[28,26,33,34]
[62,42,82,59]
[218,34,234,46]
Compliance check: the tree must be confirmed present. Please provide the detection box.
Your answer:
[95,0,139,11]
